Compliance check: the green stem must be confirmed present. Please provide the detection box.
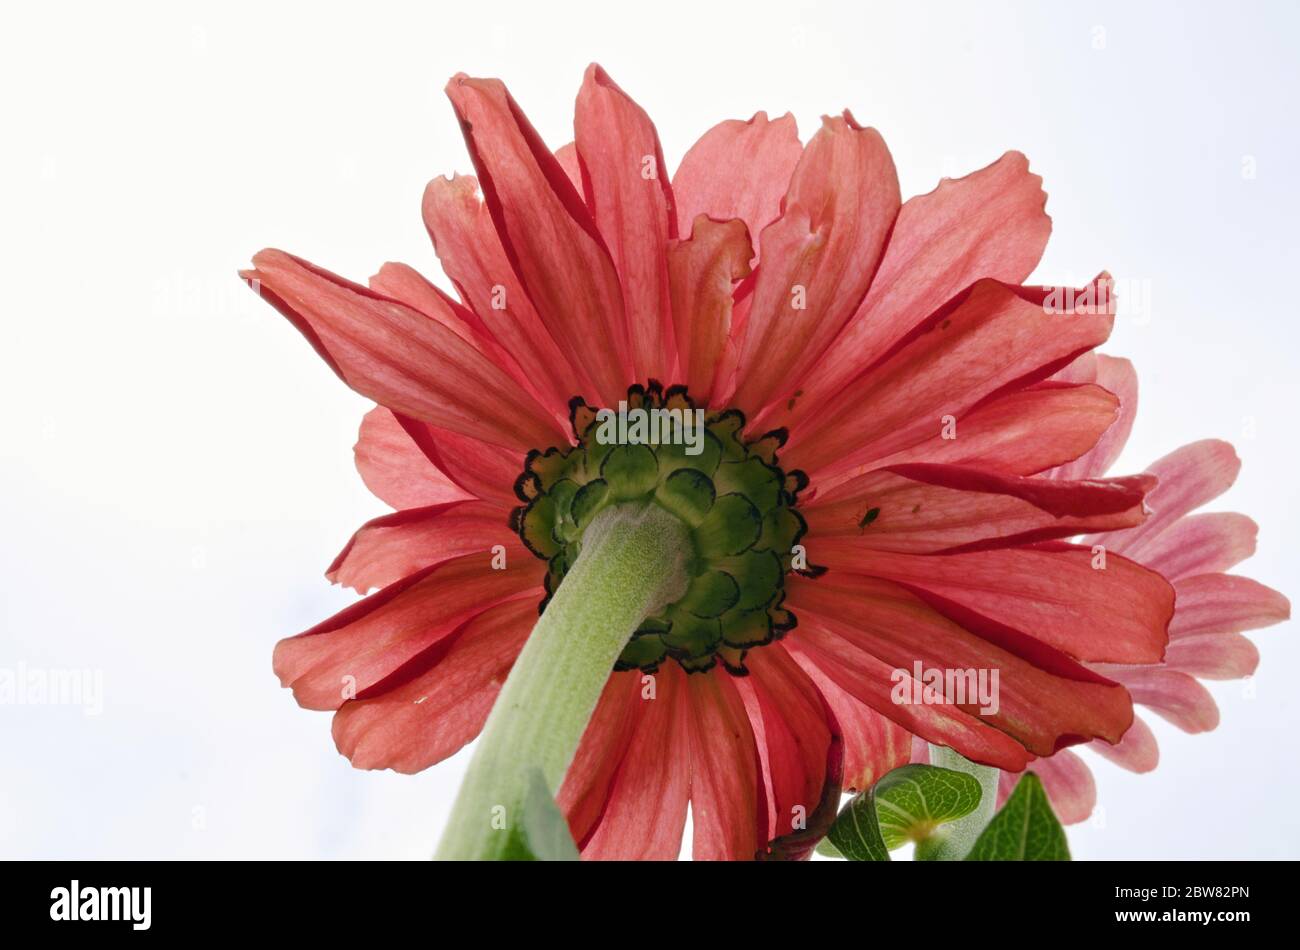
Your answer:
[916,744,1000,860]
[434,501,690,860]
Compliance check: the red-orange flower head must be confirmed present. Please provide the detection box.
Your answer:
[241,65,1287,859]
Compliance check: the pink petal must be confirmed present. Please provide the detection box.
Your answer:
[731,113,900,416]
[1163,633,1260,680]
[672,111,802,250]
[807,542,1173,664]
[803,464,1154,553]
[668,216,753,404]
[784,278,1115,480]
[579,664,691,860]
[759,150,1051,434]
[242,249,564,452]
[422,173,593,415]
[575,65,677,383]
[1129,512,1258,581]
[353,407,473,510]
[330,598,535,773]
[1000,750,1096,825]
[445,74,633,405]
[1050,354,1138,480]
[1097,667,1220,733]
[791,652,913,793]
[787,573,1135,760]
[1169,573,1291,638]
[736,645,835,849]
[688,670,762,860]
[1087,713,1159,772]
[553,142,583,192]
[1086,440,1240,555]
[272,549,544,711]
[326,500,516,593]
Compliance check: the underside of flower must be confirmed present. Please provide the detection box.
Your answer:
[511,382,816,675]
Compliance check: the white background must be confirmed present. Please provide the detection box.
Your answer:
[1,0,1296,859]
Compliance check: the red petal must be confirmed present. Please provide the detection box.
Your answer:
[791,652,912,793]
[807,542,1173,663]
[787,573,1136,759]
[579,665,691,860]
[422,173,592,415]
[330,598,535,773]
[575,65,677,383]
[672,111,802,251]
[243,249,564,452]
[326,500,516,593]
[855,381,1121,480]
[353,407,472,510]
[803,464,1154,553]
[1169,573,1290,638]
[668,216,753,404]
[731,113,900,416]
[784,278,1115,480]
[760,150,1051,434]
[557,673,641,846]
[272,549,543,711]
[687,670,762,860]
[1050,354,1137,480]
[784,621,1032,771]
[445,75,633,405]
[392,413,522,508]
[737,645,835,849]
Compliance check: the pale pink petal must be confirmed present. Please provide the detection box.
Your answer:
[1087,713,1160,772]
[999,750,1095,824]
[1169,573,1291,638]
[1097,668,1220,733]
[1129,512,1257,581]
[1163,632,1260,680]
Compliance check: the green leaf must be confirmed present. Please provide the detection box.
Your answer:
[873,764,984,851]
[821,763,985,861]
[964,772,1070,861]
[502,769,580,861]
[825,786,891,861]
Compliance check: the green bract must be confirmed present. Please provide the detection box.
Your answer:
[510,383,815,675]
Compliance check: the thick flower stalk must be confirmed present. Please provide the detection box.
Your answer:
[243,64,1287,860]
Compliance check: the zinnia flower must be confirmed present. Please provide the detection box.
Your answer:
[243,65,1281,859]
